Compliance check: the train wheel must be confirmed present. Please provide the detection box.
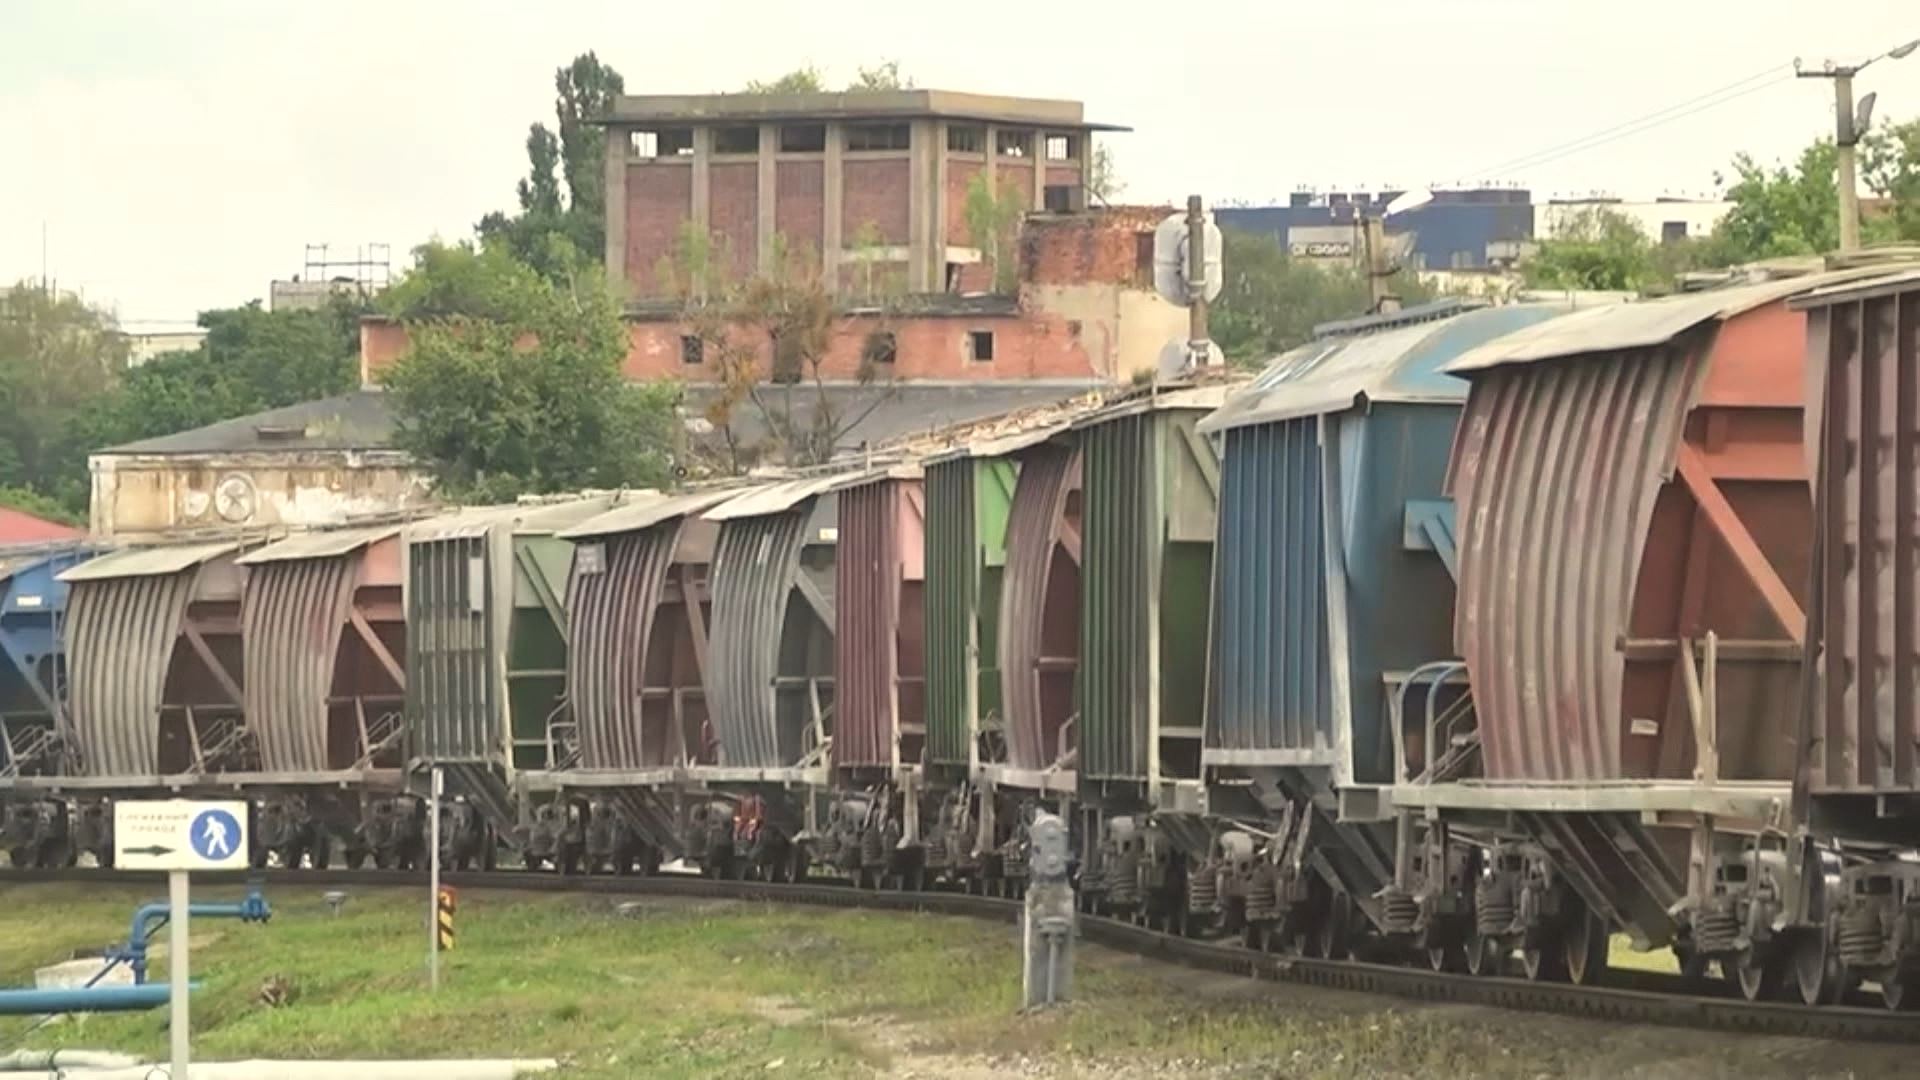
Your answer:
[6,847,29,869]
[1427,943,1459,973]
[1562,911,1608,986]
[1520,934,1565,982]
[1792,929,1839,1006]
[1881,977,1913,1011]
[1727,949,1782,1002]
[1244,922,1270,952]
[310,836,331,870]
[1465,933,1504,977]
[345,847,368,870]
[1312,897,1350,960]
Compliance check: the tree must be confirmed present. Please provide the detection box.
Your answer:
[661,228,895,472]
[964,174,1027,293]
[848,61,910,91]
[379,241,677,501]
[1210,229,1437,366]
[1521,207,1666,291]
[743,66,825,94]
[0,283,127,508]
[1088,145,1123,205]
[478,53,626,282]
[1708,118,1920,263]
[0,485,83,527]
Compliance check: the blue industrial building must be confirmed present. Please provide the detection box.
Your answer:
[1215,188,1534,272]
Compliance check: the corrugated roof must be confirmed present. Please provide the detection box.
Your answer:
[0,507,85,544]
[405,496,617,541]
[1201,303,1571,434]
[58,540,241,582]
[560,489,741,539]
[235,524,399,564]
[1070,381,1240,429]
[703,476,847,521]
[104,390,398,454]
[0,542,92,583]
[1447,267,1910,374]
[1788,266,1920,307]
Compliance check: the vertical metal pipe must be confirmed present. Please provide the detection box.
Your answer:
[169,870,189,1079]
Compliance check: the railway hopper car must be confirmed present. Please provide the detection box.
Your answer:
[5,540,252,866]
[520,489,736,874]
[1392,266,1912,998]
[0,542,97,865]
[920,425,1077,892]
[1791,269,1920,1008]
[234,525,413,868]
[1190,299,1572,957]
[1070,384,1234,918]
[689,476,843,881]
[404,496,615,871]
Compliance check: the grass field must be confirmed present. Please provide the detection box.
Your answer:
[0,882,1900,1079]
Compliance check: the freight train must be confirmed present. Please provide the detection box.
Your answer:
[5,263,1918,1011]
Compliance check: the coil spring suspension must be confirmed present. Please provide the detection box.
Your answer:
[1475,875,1516,937]
[860,821,886,867]
[925,830,948,867]
[1244,864,1279,923]
[1379,886,1420,933]
[1187,860,1220,913]
[1693,908,1742,956]
[1003,844,1027,881]
[1106,848,1141,906]
[1839,905,1886,967]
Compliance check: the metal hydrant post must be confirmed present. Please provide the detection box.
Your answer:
[1021,811,1075,1009]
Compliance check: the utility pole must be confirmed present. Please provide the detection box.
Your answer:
[1185,195,1210,367]
[1360,211,1398,314]
[1797,39,1920,254]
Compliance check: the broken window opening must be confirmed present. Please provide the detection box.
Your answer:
[714,126,760,155]
[846,124,911,152]
[863,330,898,369]
[968,330,995,362]
[996,130,1031,158]
[681,335,704,365]
[947,125,985,154]
[1045,134,1078,161]
[779,124,826,153]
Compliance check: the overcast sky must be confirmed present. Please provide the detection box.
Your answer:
[5,1,1919,325]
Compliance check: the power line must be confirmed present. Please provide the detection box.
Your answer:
[1463,63,1795,181]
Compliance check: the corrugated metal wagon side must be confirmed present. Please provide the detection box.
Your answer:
[561,491,731,772]
[834,470,926,775]
[922,455,1016,772]
[1795,271,1920,795]
[1075,387,1228,802]
[1201,303,1568,789]
[404,497,612,830]
[60,541,246,779]
[1445,275,1893,790]
[703,480,839,772]
[238,526,407,776]
[999,440,1082,779]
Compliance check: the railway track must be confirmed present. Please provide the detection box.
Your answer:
[7,867,1917,1044]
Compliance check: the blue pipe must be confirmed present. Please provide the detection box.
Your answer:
[0,983,185,1015]
[109,887,273,983]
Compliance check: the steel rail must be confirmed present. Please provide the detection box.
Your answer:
[6,867,1916,1043]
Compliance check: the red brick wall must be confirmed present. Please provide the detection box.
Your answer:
[775,161,824,257]
[1021,211,1161,286]
[708,162,759,281]
[625,163,693,294]
[946,158,982,246]
[360,309,1103,389]
[996,162,1036,213]
[623,310,1097,382]
[843,159,911,244]
[1045,165,1082,196]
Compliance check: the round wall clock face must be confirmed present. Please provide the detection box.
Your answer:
[214,473,257,523]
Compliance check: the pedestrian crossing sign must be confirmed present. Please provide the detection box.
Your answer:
[113,800,250,871]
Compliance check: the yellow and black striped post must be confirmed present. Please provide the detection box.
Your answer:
[436,885,457,952]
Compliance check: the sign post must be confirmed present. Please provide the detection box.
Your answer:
[114,799,249,1080]
[428,766,443,992]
